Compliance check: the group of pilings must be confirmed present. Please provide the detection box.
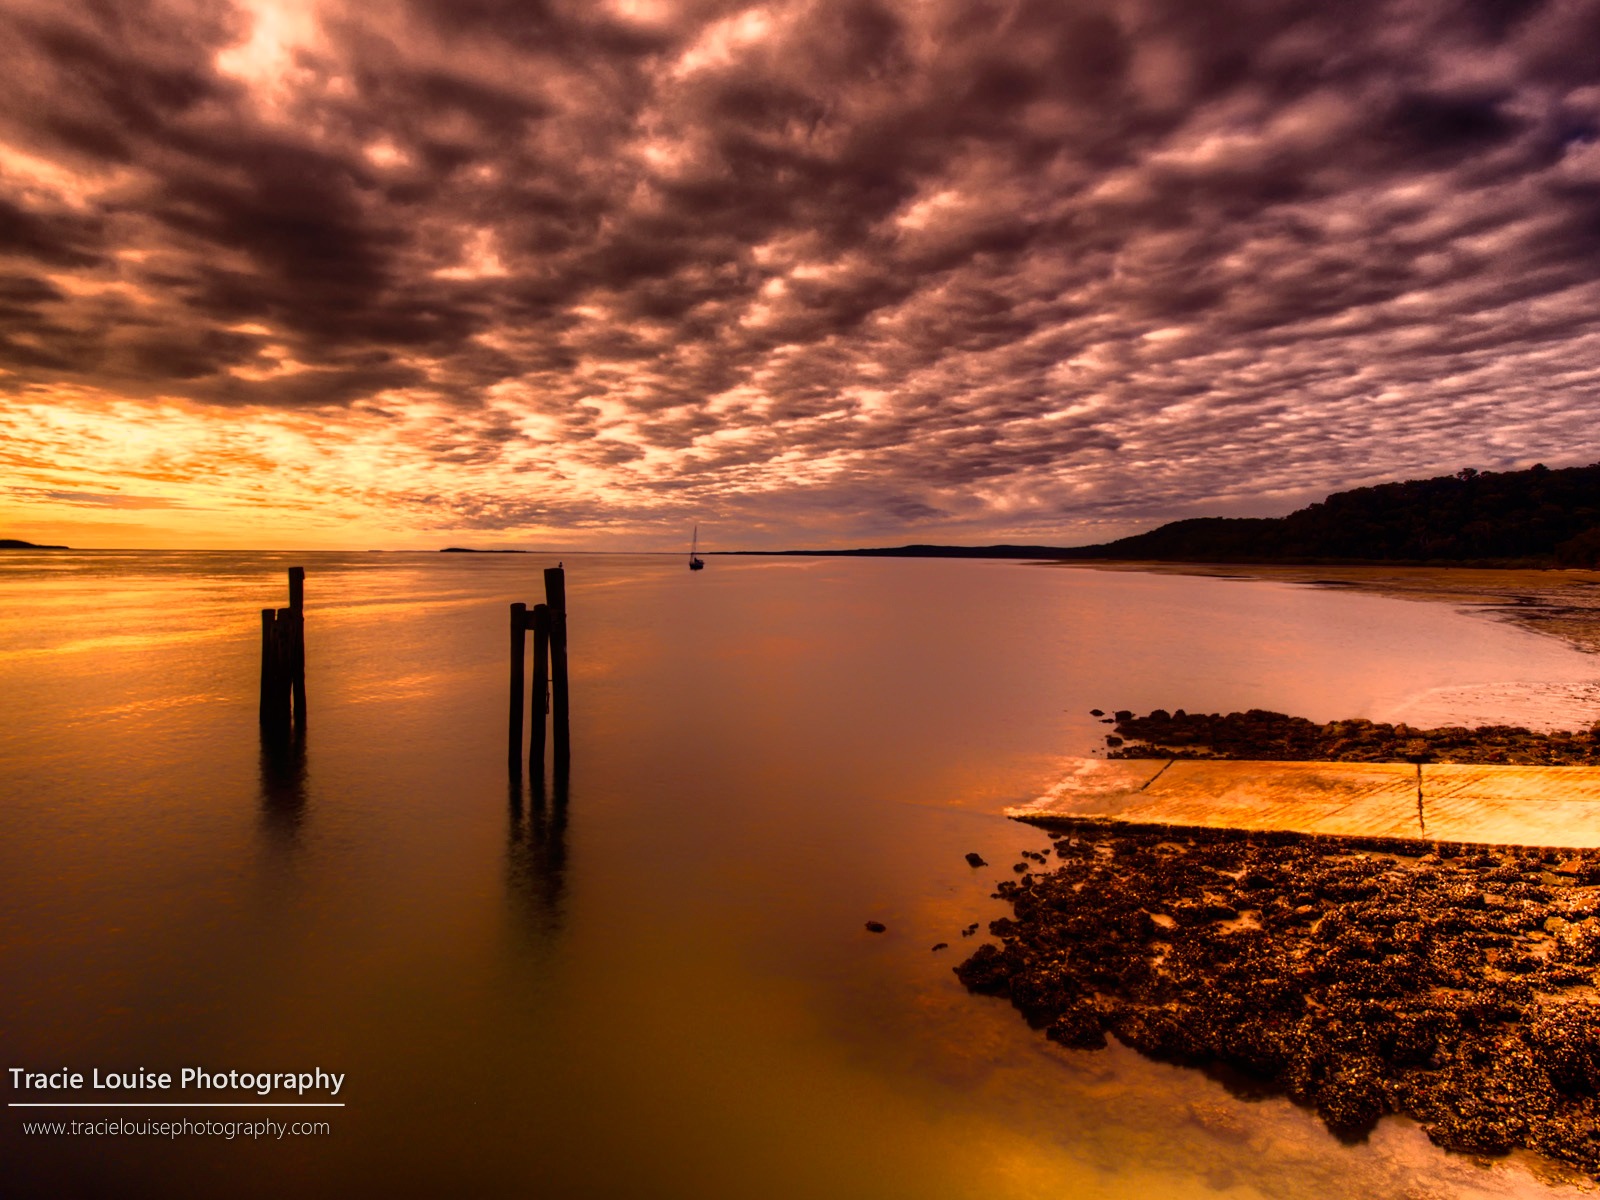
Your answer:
[259,567,306,736]
[255,562,571,771]
[510,565,570,778]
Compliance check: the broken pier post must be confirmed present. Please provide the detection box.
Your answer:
[509,602,527,774]
[288,566,306,727]
[509,568,569,778]
[544,566,569,775]
[259,567,306,735]
[530,603,550,777]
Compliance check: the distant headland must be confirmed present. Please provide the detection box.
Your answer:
[440,547,528,554]
[734,462,1600,568]
[1,538,68,550]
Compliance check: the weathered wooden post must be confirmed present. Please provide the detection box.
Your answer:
[288,566,306,727]
[259,608,279,727]
[544,567,570,773]
[509,602,527,775]
[259,568,306,735]
[275,606,294,729]
[530,603,550,776]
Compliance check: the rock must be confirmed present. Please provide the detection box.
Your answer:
[964,852,987,868]
[1105,735,1123,747]
[952,943,1010,994]
[1314,1063,1387,1140]
[1105,707,1600,766]
[865,921,886,933]
[1090,709,1104,717]
[932,942,948,952]
[1013,862,1029,873]
[1045,1001,1107,1050]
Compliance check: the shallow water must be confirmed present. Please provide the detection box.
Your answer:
[2,552,1596,1198]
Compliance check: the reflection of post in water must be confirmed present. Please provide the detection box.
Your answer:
[259,729,308,841]
[507,772,569,935]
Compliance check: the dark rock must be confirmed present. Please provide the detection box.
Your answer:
[1046,1001,1107,1050]
[953,943,1011,995]
[964,852,987,868]
[1090,709,1104,717]
[1104,707,1600,766]
[932,942,949,952]
[865,921,886,933]
[1313,1060,1388,1140]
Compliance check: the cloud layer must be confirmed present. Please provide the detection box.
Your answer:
[3,0,1600,547]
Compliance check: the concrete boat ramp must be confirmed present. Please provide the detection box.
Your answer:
[1008,758,1600,848]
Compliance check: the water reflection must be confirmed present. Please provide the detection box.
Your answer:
[507,772,569,937]
[258,730,307,843]
[10,554,1600,1200]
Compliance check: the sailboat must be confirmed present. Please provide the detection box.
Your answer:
[688,525,705,571]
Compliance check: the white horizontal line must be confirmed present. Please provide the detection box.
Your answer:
[7,1107,344,1113]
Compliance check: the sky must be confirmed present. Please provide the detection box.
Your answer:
[2,0,1600,550]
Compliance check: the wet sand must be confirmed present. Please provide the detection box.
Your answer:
[1058,562,1600,655]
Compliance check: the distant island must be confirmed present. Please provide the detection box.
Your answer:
[440,547,528,554]
[734,462,1600,568]
[1,538,68,550]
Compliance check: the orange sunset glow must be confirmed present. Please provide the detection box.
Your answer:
[4,0,1600,549]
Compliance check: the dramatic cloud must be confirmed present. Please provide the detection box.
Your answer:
[2,0,1599,547]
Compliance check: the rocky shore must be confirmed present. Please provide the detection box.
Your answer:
[956,828,1600,1177]
[1105,707,1600,765]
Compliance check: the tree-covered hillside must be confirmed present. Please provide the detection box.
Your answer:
[1063,462,1600,566]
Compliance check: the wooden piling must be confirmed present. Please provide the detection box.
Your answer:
[288,567,306,728]
[530,603,550,776]
[275,607,294,730]
[259,570,306,734]
[259,608,278,726]
[543,567,569,773]
[509,602,527,774]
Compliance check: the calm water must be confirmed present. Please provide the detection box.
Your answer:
[3,552,1597,1199]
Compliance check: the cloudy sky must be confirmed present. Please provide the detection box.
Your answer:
[2,0,1599,549]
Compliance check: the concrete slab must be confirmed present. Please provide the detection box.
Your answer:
[1010,757,1600,848]
[1411,765,1600,845]
[1423,764,1600,804]
[1004,757,1170,819]
[1416,794,1600,847]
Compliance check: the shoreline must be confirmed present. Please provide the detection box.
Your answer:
[1053,561,1600,656]
[1107,708,1600,764]
[957,826,1600,1181]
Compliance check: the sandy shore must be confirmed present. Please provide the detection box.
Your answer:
[1056,562,1600,655]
